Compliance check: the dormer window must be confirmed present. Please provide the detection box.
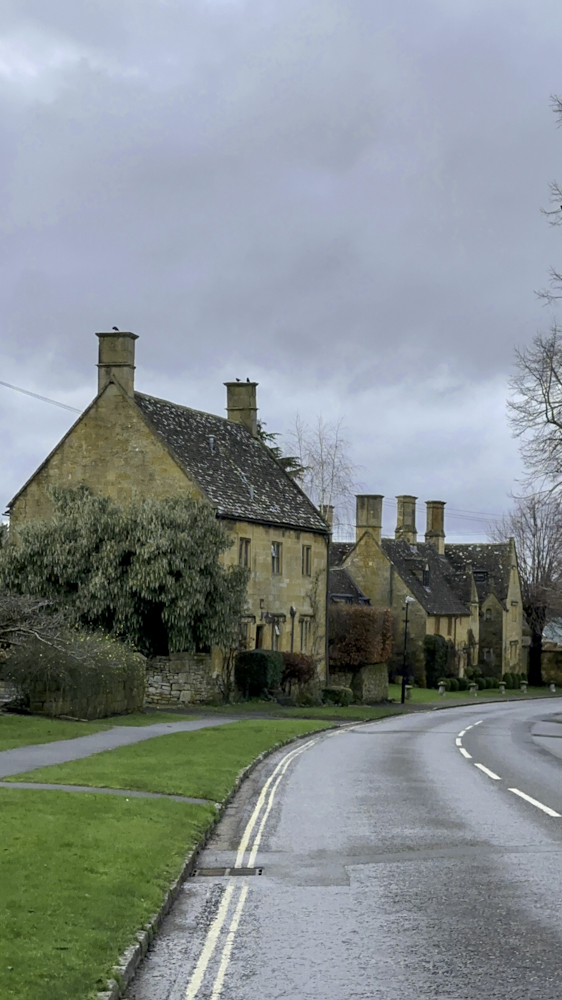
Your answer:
[474,570,488,583]
[422,563,430,587]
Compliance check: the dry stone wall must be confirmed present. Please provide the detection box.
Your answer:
[329,662,388,703]
[145,652,221,707]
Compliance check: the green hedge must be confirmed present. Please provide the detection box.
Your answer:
[234,650,283,698]
[1,630,145,720]
[322,686,353,707]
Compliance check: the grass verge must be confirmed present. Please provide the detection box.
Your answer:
[0,789,214,1000]
[1,719,338,1000]
[0,712,203,752]
[7,719,333,800]
[387,683,549,703]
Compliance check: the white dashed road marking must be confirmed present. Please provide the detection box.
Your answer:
[456,722,560,816]
[474,763,501,780]
[508,788,561,817]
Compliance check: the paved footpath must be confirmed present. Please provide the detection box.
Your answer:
[0,717,239,778]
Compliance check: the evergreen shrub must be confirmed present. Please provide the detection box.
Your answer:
[424,635,450,688]
[234,650,283,698]
[449,678,459,692]
[322,685,353,707]
[457,677,468,691]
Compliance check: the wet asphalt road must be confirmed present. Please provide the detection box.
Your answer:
[125,699,562,999]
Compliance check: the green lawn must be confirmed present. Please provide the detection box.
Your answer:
[169,701,404,722]
[0,789,214,1000]
[0,718,338,1000]
[0,711,202,752]
[7,719,333,800]
[387,683,549,703]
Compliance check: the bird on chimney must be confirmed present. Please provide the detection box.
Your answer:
[112,326,119,331]
[236,378,241,382]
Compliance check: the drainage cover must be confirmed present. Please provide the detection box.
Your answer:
[193,867,263,877]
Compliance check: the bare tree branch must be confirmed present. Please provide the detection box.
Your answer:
[489,493,562,683]
[285,415,361,534]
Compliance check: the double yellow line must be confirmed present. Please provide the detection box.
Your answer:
[184,735,320,999]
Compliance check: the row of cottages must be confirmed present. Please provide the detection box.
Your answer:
[7,332,330,701]
[328,494,523,678]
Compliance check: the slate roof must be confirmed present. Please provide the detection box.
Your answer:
[329,542,354,567]
[329,567,370,604]
[134,393,328,533]
[445,543,512,606]
[380,539,471,616]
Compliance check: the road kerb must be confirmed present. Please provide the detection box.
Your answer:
[96,722,348,1000]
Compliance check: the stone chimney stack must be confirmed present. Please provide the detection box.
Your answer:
[425,500,446,554]
[319,504,334,529]
[224,381,258,438]
[356,494,383,543]
[395,495,418,544]
[96,331,138,397]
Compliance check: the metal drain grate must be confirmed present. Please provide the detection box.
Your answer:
[193,867,263,877]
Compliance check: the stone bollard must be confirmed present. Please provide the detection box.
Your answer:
[469,682,478,697]
[438,681,447,696]
[499,681,506,695]
[405,684,412,700]
[520,680,528,694]
[550,682,557,694]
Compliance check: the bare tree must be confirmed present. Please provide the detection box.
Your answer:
[0,594,65,649]
[507,325,562,488]
[287,415,360,535]
[490,493,562,685]
[537,95,562,304]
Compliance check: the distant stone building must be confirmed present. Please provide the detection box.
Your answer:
[7,332,330,697]
[329,495,524,678]
[446,540,523,676]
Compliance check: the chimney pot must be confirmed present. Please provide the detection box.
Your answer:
[96,331,138,397]
[395,495,418,544]
[355,494,383,543]
[224,381,258,437]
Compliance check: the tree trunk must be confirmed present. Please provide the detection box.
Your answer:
[528,630,543,686]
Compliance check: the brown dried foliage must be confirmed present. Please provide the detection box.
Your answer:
[328,604,393,669]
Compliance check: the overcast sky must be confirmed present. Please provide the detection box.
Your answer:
[1,0,562,540]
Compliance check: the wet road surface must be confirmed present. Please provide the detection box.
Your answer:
[125,699,562,999]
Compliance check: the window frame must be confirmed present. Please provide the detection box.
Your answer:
[271,541,282,575]
[302,544,312,577]
[239,537,251,568]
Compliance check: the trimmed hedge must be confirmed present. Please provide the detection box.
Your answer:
[234,649,283,698]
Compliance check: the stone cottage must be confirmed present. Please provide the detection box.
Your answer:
[330,494,523,678]
[445,540,523,676]
[7,331,330,702]
[330,495,479,677]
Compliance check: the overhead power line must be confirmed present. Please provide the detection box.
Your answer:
[0,380,82,413]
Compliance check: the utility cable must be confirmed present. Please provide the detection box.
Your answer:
[0,379,81,413]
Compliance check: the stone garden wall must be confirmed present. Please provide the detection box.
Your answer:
[329,662,388,703]
[145,652,221,707]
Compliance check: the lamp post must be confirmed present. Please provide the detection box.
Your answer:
[290,605,296,652]
[401,596,415,705]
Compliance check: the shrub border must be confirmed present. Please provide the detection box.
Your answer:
[96,721,348,1000]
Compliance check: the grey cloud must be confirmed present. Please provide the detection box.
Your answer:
[2,0,562,522]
